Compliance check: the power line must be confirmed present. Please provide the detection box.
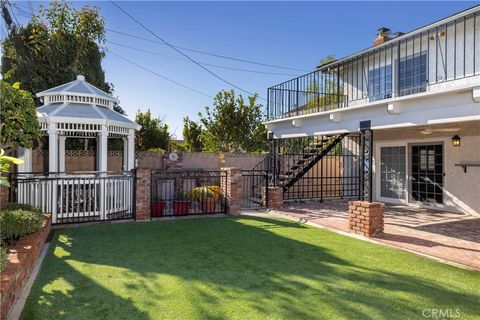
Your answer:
[106,48,215,99]
[107,40,300,77]
[106,28,309,73]
[6,1,19,25]
[109,0,263,100]
[11,3,31,17]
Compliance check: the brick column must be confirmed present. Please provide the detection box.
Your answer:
[262,186,283,210]
[348,201,384,237]
[135,168,151,221]
[221,167,242,215]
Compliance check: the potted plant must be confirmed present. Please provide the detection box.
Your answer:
[189,186,223,213]
[173,191,191,216]
[151,197,166,217]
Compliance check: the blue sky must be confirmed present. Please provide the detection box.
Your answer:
[5,1,478,138]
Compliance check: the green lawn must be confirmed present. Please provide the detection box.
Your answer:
[22,216,480,320]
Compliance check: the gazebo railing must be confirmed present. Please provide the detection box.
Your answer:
[8,172,135,224]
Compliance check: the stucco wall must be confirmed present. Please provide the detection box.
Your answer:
[373,121,480,214]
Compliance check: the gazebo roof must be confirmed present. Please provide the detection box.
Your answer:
[37,75,117,102]
[37,103,139,127]
[36,75,140,134]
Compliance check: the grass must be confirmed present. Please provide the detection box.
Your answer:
[22,216,480,320]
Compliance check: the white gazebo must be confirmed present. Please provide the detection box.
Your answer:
[17,75,140,173]
[15,75,141,223]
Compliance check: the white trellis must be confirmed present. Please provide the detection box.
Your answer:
[16,75,141,223]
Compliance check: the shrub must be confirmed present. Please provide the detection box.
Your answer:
[6,203,42,214]
[0,209,44,241]
[0,246,7,271]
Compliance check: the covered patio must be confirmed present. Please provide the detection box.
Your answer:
[266,201,480,270]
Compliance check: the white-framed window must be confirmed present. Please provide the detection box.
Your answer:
[379,146,407,200]
[368,64,392,101]
[398,52,427,96]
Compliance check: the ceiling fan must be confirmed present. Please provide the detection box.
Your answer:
[419,127,461,135]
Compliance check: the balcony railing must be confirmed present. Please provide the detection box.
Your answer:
[267,7,479,121]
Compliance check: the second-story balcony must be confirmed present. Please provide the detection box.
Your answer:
[267,6,480,121]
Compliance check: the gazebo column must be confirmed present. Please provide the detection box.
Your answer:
[122,137,128,172]
[17,147,32,173]
[58,136,66,172]
[47,123,58,223]
[127,129,135,171]
[97,125,108,173]
[48,123,58,173]
[97,125,109,220]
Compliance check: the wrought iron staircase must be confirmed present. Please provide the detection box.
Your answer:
[277,133,348,192]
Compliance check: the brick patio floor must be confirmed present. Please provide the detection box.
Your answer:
[267,201,480,270]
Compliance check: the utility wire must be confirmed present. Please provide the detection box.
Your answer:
[6,1,19,25]
[107,40,300,77]
[106,48,215,99]
[109,0,262,99]
[11,3,31,17]
[106,28,309,73]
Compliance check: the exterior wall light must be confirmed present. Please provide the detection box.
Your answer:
[452,135,461,147]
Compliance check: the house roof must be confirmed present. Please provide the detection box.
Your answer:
[317,4,480,71]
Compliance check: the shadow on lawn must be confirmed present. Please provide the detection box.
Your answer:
[22,216,480,319]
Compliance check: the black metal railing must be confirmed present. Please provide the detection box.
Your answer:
[150,170,227,217]
[267,8,479,120]
[268,135,361,201]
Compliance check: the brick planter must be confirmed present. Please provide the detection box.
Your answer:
[348,201,384,237]
[1,214,52,319]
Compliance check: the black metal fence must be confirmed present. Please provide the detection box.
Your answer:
[241,170,268,209]
[150,170,227,217]
[267,8,479,120]
[8,172,135,224]
[270,135,361,201]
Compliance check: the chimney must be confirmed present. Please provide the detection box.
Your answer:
[373,27,391,46]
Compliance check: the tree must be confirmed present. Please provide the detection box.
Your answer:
[1,1,125,114]
[135,110,171,151]
[198,90,267,153]
[318,54,336,67]
[305,55,342,111]
[0,149,23,188]
[182,117,203,152]
[0,81,41,149]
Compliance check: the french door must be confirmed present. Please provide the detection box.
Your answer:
[411,144,443,204]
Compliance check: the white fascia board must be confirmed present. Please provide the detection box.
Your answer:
[428,115,480,124]
[278,133,310,139]
[47,116,106,125]
[108,119,141,131]
[313,129,350,136]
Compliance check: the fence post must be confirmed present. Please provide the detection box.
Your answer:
[262,186,283,210]
[135,168,151,221]
[220,167,242,215]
